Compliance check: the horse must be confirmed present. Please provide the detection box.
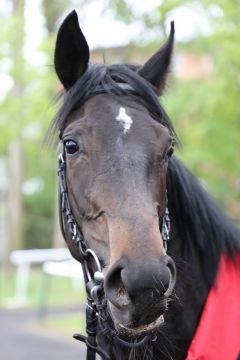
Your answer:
[52,10,240,360]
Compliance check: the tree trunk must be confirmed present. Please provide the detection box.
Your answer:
[7,140,23,251]
[6,0,25,257]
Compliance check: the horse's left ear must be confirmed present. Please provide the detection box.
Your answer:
[54,10,89,90]
[138,22,175,95]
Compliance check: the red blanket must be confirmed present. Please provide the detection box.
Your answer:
[186,255,240,360]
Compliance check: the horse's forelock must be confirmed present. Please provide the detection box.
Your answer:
[51,63,176,141]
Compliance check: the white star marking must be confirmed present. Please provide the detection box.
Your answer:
[116,107,133,134]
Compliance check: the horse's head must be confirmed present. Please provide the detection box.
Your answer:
[54,11,176,338]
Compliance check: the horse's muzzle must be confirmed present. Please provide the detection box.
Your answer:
[104,255,176,336]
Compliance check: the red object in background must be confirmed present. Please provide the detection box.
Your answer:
[186,255,240,360]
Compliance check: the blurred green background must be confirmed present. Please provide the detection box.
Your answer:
[0,0,239,262]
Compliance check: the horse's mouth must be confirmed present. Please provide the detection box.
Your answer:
[116,315,164,337]
[108,297,167,338]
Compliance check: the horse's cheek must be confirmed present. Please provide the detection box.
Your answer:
[82,219,110,263]
[65,234,83,263]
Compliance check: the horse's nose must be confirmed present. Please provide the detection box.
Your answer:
[104,255,176,309]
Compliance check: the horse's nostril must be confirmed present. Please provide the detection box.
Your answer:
[117,286,130,306]
[104,264,130,308]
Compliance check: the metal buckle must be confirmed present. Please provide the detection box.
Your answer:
[161,207,170,250]
[72,223,77,241]
[58,151,64,165]
[85,249,102,273]
[84,249,104,305]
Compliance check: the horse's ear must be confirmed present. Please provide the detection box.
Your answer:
[138,22,175,95]
[54,10,89,90]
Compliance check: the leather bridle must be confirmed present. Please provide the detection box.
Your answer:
[57,141,171,360]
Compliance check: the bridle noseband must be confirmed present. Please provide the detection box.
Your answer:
[57,141,171,360]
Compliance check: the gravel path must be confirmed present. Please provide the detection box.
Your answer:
[0,308,87,360]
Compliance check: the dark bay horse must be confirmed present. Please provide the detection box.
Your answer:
[52,11,240,360]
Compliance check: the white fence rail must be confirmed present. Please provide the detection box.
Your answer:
[9,248,72,305]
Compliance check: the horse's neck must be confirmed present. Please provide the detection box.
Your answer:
[166,226,210,358]
[164,179,216,358]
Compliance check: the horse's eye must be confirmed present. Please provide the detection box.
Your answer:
[166,146,174,161]
[64,140,79,155]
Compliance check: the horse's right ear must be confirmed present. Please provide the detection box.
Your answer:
[138,22,175,95]
[54,10,89,90]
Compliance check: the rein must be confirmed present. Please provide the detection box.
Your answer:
[57,142,171,360]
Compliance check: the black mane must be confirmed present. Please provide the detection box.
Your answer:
[52,63,176,139]
[168,157,240,286]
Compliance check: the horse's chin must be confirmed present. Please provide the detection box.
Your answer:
[108,301,165,338]
[116,315,165,337]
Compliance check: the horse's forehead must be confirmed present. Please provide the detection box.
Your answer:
[83,94,143,123]
[82,94,155,135]
[64,94,169,145]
